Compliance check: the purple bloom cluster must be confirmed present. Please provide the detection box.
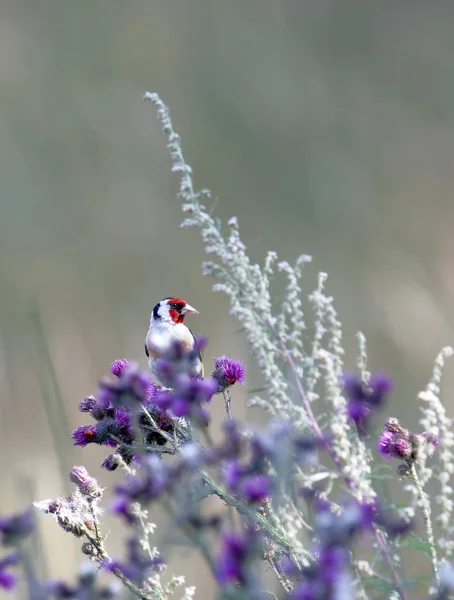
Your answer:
[284,499,411,599]
[221,420,322,504]
[378,417,438,470]
[232,471,271,503]
[72,361,180,469]
[152,343,245,421]
[35,319,443,600]
[222,458,273,504]
[109,358,133,378]
[154,376,217,422]
[0,553,19,592]
[151,335,208,389]
[73,348,247,471]
[216,528,260,586]
[111,418,318,533]
[0,510,34,547]
[0,509,34,591]
[343,372,392,433]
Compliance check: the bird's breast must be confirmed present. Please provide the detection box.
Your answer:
[145,323,195,358]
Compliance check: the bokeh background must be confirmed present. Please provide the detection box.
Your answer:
[2,0,454,597]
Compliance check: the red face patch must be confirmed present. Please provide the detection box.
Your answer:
[167,297,187,324]
[168,308,185,324]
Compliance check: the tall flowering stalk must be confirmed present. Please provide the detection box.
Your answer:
[142,92,454,597]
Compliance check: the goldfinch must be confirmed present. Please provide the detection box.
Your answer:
[145,297,204,387]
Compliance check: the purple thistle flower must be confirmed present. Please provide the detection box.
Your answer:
[377,430,394,457]
[216,527,262,593]
[378,429,412,460]
[0,568,15,591]
[79,393,114,421]
[347,399,370,425]
[71,425,102,447]
[97,382,116,410]
[110,496,137,525]
[110,358,133,378]
[0,510,34,546]
[101,454,120,471]
[73,412,133,450]
[216,531,249,584]
[318,546,348,586]
[378,417,438,466]
[98,365,156,412]
[121,367,155,404]
[212,356,246,393]
[343,372,392,433]
[0,553,19,591]
[69,466,103,500]
[222,460,244,492]
[113,409,132,431]
[154,375,217,422]
[239,475,271,503]
[79,395,97,413]
[394,437,412,459]
[343,372,392,407]
[153,390,172,411]
[367,372,393,405]
[169,395,191,417]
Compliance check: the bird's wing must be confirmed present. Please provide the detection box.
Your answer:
[189,327,204,378]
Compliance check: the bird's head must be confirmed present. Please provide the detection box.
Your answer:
[152,297,200,325]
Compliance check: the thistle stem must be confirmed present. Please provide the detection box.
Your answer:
[373,529,408,600]
[223,388,233,419]
[83,529,155,600]
[410,462,439,585]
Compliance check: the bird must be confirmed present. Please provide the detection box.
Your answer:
[145,297,204,387]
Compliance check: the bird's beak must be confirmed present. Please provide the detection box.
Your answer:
[182,303,200,315]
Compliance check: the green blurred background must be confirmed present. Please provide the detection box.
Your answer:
[2,0,454,596]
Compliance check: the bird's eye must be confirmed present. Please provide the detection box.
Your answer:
[170,302,180,310]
